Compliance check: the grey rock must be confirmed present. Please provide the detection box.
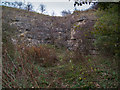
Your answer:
[26,28,30,31]
[77,16,87,22]
[11,18,20,22]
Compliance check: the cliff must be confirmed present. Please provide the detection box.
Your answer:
[2,6,97,55]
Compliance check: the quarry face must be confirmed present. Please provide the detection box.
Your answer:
[3,7,97,55]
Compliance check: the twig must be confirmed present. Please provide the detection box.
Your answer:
[3,70,19,88]
[4,49,19,71]
[2,79,11,88]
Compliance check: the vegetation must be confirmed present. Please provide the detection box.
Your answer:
[93,3,120,58]
[61,10,71,16]
[2,42,118,88]
[39,4,46,13]
[25,2,33,11]
[2,2,119,88]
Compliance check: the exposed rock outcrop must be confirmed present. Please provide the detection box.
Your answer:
[3,6,98,55]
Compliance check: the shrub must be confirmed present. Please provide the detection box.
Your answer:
[2,47,41,88]
[93,5,120,57]
[2,43,58,88]
[24,45,58,67]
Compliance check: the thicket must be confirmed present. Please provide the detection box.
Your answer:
[93,3,120,58]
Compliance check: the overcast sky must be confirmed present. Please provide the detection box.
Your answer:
[1,0,93,16]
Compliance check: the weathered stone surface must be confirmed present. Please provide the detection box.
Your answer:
[3,7,97,55]
[11,18,20,22]
[77,16,87,22]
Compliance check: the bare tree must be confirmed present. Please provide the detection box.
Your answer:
[26,2,33,11]
[39,4,46,13]
[17,2,23,9]
[74,7,78,11]
[51,11,55,16]
[61,10,71,16]
[13,1,19,8]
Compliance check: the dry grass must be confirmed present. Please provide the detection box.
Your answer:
[2,42,58,88]
[2,43,118,88]
[2,48,40,88]
[23,45,58,67]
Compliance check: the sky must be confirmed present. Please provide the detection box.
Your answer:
[1,0,93,16]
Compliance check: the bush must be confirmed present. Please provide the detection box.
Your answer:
[2,43,58,87]
[93,5,120,57]
[23,45,58,67]
[2,46,41,88]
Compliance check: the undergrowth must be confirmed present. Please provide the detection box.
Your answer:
[2,5,119,88]
[2,43,118,88]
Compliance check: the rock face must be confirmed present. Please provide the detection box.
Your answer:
[3,6,98,55]
[76,16,88,22]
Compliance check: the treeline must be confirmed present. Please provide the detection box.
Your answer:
[2,1,33,11]
[2,1,47,13]
[2,1,72,16]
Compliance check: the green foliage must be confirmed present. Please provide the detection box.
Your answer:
[97,2,113,10]
[94,5,120,57]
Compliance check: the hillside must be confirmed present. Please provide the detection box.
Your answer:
[3,6,97,54]
[2,6,118,88]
